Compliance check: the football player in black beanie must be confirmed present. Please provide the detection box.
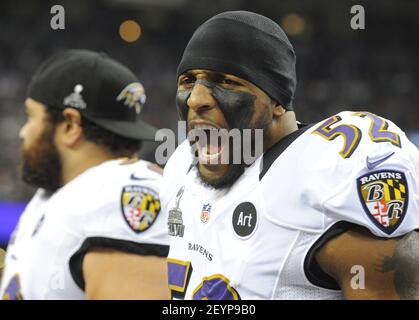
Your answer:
[162,11,419,300]
[176,10,298,189]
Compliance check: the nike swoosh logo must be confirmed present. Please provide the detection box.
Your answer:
[366,151,395,170]
[130,173,155,181]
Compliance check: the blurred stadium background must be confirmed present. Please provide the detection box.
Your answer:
[0,0,418,248]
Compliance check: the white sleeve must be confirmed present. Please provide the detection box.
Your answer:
[321,139,419,238]
[68,166,169,290]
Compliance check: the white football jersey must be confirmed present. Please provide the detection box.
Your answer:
[161,111,419,300]
[0,159,169,300]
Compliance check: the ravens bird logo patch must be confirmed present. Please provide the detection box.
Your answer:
[116,82,146,114]
[121,186,160,233]
[357,170,409,235]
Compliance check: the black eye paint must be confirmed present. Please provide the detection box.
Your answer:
[211,82,257,130]
[176,79,257,130]
[176,89,190,120]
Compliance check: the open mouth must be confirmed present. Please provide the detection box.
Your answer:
[189,123,228,165]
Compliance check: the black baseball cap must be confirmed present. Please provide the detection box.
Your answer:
[27,49,158,141]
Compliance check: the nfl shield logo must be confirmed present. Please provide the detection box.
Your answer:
[200,203,211,223]
[357,170,409,235]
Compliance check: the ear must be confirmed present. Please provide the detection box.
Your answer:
[272,101,286,118]
[55,108,83,147]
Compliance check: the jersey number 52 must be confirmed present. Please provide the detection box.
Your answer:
[312,112,401,158]
[167,258,240,300]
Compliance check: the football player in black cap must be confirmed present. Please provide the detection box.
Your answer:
[0,49,170,299]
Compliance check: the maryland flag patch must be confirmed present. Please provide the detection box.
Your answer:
[357,170,409,235]
[121,186,160,233]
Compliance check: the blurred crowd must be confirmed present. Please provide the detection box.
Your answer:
[0,0,418,201]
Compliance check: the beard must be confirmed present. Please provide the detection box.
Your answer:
[196,161,246,190]
[20,123,62,192]
[193,110,271,190]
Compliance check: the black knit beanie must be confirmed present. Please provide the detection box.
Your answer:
[177,11,297,110]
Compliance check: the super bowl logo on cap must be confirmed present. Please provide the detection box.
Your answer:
[116,82,146,114]
[63,84,86,109]
[357,170,409,235]
[121,185,160,233]
[200,203,211,223]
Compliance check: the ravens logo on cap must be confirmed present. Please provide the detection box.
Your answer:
[116,82,146,114]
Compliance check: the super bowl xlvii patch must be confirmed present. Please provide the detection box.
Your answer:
[357,170,409,235]
[121,186,160,233]
[168,187,185,237]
